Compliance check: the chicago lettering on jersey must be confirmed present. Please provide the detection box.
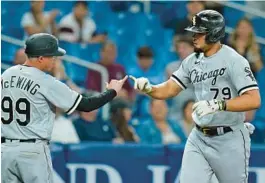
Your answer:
[1,76,40,95]
[190,67,226,85]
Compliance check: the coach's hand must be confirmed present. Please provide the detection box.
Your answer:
[192,99,226,118]
[129,75,152,94]
[106,75,128,93]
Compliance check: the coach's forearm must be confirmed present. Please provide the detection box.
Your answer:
[225,90,261,112]
[76,89,117,112]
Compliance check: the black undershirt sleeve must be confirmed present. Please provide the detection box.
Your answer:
[76,89,117,112]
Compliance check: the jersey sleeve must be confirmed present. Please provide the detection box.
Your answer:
[170,57,191,90]
[230,56,259,96]
[43,77,82,115]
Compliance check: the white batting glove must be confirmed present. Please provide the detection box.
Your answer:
[192,99,226,118]
[129,75,152,94]
[244,122,255,135]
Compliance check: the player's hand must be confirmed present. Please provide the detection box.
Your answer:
[129,75,152,94]
[192,99,226,118]
[244,122,255,135]
[106,75,128,93]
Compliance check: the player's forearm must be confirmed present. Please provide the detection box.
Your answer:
[225,90,261,112]
[148,81,182,100]
[76,89,117,112]
[148,83,173,99]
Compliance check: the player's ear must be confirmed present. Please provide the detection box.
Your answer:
[37,56,45,63]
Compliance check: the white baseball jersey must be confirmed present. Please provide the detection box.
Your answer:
[171,44,259,126]
[1,65,82,140]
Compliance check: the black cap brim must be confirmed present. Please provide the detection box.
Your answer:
[52,47,66,56]
[185,26,208,33]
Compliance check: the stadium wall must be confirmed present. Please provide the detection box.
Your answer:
[50,143,265,183]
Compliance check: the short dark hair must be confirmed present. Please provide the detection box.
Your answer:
[74,1,88,8]
[101,41,116,52]
[110,98,131,115]
[137,46,153,58]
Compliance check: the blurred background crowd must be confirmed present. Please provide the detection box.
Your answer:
[1,0,265,145]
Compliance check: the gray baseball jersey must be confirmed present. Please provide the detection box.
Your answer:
[1,65,82,140]
[171,44,259,126]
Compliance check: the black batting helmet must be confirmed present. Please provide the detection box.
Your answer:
[25,33,66,57]
[185,10,225,43]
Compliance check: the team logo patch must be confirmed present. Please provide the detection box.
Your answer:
[244,67,255,81]
[192,16,196,26]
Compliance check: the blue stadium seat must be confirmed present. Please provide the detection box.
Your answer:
[1,41,20,64]
[59,42,102,86]
[164,29,174,50]
[108,27,144,47]
[1,3,28,31]
[150,1,173,22]
[89,1,113,32]
[44,1,73,22]
[143,27,165,47]
[2,27,25,40]
[45,1,73,14]
[116,43,137,70]
[63,61,88,87]
[59,41,81,58]
[172,1,187,19]
[79,43,102,62]
[251,18,265,38]
[224,6,245,27]
[89,1,112,14]
[92,11,114,33]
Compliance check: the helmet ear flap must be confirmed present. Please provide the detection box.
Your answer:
[206,26,225,44]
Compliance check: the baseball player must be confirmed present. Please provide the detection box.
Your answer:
[1,33,127,183]
[130,10,260,183]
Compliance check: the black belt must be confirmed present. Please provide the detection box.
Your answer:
[1,137,37,143]
[196,124,233,136]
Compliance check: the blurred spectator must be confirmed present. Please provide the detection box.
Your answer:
[21,0,58,36]
[51,109,80,144]
[228,18,263,122]
[228,18,263,75]
[136,99,186,144]
[165,36,195,121]
[58,1,106,43]
[86,41,133,100]
[166,36,194,77]
[14,48,27,65]
[110,98,138,143]
[180,100,195,137]
[129,46,166,85]
[73,91,117,142]
[129,46,166,118]
[175,1,205,35]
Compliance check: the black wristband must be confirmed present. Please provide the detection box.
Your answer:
[222,100,227,111]
[76,89,117,112]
